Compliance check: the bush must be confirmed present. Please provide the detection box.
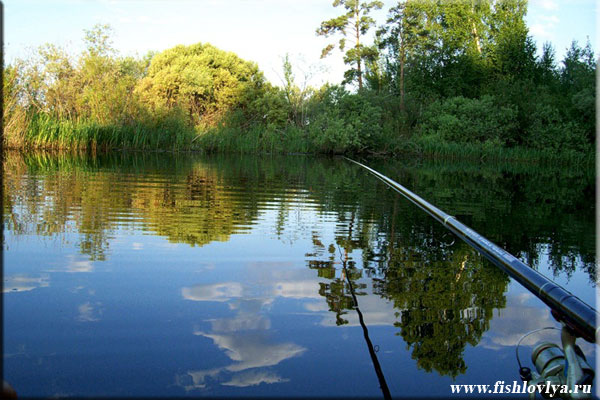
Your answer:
[419,95,518,144]
[307,85,383,153]
[525,102,589,153]
[247,85,290,130]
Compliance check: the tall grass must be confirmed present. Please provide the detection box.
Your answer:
[7,113,199,151]
[195,124,312,154]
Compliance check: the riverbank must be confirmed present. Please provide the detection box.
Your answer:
[5,113,594,167]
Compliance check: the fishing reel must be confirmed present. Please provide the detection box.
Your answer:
[518,325,594,399]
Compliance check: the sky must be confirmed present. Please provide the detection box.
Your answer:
[2,0,597,86]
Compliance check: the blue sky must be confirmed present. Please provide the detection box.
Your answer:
[3,0,597,86]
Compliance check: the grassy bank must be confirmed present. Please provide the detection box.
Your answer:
[195,122,595,166]
[6,112,593,167]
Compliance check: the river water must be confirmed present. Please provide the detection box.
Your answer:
[3,151,596,398]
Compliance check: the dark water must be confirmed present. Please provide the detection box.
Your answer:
[3,151,596,398]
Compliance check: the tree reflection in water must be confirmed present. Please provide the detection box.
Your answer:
[306,210,509,378]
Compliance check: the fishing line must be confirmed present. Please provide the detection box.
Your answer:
[515,326,561,369]
[337,245,392,400]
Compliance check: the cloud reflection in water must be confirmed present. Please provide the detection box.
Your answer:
[3,274,50,293]
[178,263,319,391]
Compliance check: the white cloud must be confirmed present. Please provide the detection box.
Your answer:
[540,15,560,24]
[273,280,321,299]
[182,263,324,304]
[65,260,94,273]
[178,330,303,391]
[203,314,271,333]
[530,23,554,40]
[77,301,102,322]
[481,292,597,363]
[46,256,94,273]
[198,332,306,372]
[222,370,289,387]
[182,282,243,302]
[3,274,50,293]
[532,0,559,11]
[527,1,560,42]
[178,324,303,391]
[304,301,329,312]
[529,12,560,42]
[480,293,558,350]
[178,266,312,392]
[178,368,221,391]
[70,285,86,293]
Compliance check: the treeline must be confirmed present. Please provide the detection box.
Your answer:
[2,1,596,161]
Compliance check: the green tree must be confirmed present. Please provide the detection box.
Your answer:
[317,0,383,90]
[14,24,144,125]
[486,0,535,79]
[377,0,431,109]
[307,85,383,153]
[558,40,596,144]
[136,42,266,126]
[78,24,141,124]
[279,54,313,127]
[561,40,596,91]
[3,63,32,148]
[536,42,558,85]
[377,0,493,112]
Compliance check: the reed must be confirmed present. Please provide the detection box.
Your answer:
[195,125,314,155]
[6,113,199,151]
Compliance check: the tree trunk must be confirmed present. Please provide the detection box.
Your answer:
[399,44,405,111]
[470,1,482,54]
[472,22,482,54]
[357,60,363,90]
[355,7,363,90]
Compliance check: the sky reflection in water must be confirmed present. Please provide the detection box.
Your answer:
[3,152,596,398]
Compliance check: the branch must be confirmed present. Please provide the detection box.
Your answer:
[321,44,336,59]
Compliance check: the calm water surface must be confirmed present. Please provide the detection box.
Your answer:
[3,152,596,398]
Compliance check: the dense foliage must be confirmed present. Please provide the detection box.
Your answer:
[3,1,596,161]
[135,43,267,127]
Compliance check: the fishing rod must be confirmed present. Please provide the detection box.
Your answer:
[344,157,598,345]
